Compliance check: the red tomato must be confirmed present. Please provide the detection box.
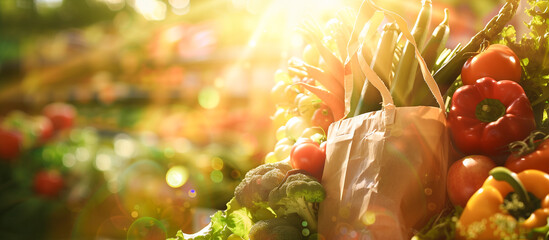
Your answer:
[33,170,64,198]
[0,128,22,161]
[311,104,334,134]
[294,137,318,146]
[43,102,76,132]
[505,138,549,174]
[446,155,497,207]
[461,44,521,85]
[290,142,325,181]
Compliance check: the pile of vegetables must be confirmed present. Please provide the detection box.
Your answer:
[170,0,549,238]
[169,161,326,240]
[414,0,549,238]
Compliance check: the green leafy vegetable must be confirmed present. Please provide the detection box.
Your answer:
[168,198,252,240]
[495,0,549,130]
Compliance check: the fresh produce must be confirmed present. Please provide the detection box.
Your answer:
[457,167,549,239]
[495,0,549,130]
[285,116,309,140]
[248,214,305,240]
[33,169,65,198]
[447,78,536,156]
[234,162,293,221]
[170,162,326,240]
[298,95,321,119]
[506,131,549,174]
[460,44,521,86]
[290,142,326,181]
[169,199,250,240]
[408,7,452,107]
[390,0,432,107]
[355,22,400,114]
[174,0,549,238]
[268,170,326,231]
[311,104,334,134]
[420,8,450,72]
[432,0,519,92]
[295,18,346,121]
[446,155,497,207]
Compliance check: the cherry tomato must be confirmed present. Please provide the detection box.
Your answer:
[461,44,521,85]
[290,142,325,181]
[311,104,334,134]
[33,169,64,198]
[43,102,76,132]
[290,138,318,158]
[446,155,497,207]
[0,128,22,161]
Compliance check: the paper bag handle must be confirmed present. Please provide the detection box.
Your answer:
[351,0,446,111]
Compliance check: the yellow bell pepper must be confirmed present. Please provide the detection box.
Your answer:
[456,167,549,240]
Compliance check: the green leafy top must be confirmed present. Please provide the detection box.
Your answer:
[495,0,549,130]
[168,198,253,240]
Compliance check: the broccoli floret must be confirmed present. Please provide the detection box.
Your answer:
[234,161,293,220]
[268,170,326,232]
[248,214,305,240]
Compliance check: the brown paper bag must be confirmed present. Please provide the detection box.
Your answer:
[317,1,450,239]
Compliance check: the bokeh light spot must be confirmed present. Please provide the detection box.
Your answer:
[76,147,91,162]
[169,0,189,9]
[114,134,136,158]
[166,166,189,188]
[188,189,197,198]
[134,0,167,21]
[361,211,376,226]
[198,87,220,109]
[302,228,310,237]
[131,211,139,218]
[96,153,112,171]
[62,153,76,168]
[210,170,223,183]
[211,157,224,170]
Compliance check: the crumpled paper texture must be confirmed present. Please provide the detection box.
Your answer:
[318,106,450,240]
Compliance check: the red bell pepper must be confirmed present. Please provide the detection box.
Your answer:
[448,77,536,156]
